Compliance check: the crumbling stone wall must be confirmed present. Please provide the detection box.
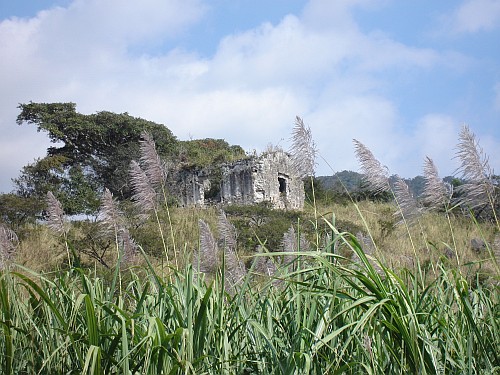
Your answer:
[172,168,211,207]
[173,150,304,210]
[220,151,304,210]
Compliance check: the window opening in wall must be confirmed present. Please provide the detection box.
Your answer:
[278,176,287,195]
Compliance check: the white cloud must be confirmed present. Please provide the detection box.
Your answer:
[0,0,207,192]
[0,120,52,193]
[447,0,500,33]
[38,0,206,51]
[301,0,387,32]
[308,94,401,174]
[411,114,460,177]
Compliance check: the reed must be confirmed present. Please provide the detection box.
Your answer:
[455,125,497,220]
[46,191,72,267]
[0,224,17,270]
[139,131,178,265]
[98,188,138,267]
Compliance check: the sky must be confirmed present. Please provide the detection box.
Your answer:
[1,0,499,193]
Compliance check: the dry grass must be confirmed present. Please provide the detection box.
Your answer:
[6,122,499,284]
[1,184,494,293]
[9,197,497,284]
[2,119,499,373]
[313,200,498,277]
[13,225,68,272]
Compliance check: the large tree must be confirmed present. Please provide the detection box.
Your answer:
[15,102,178,214]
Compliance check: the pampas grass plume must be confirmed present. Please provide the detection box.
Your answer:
[98,188,138,265]
[0,224,18,269]
[197,219,220,274]
[98,188,125,236]
[46,191,67,235]
[217,211,246,291]
[393,176,421,224]
[454,125,495,209]
[139,131,167,189]
[129,160,157,216]
[218,210,237,251]
[289,116,317,179]
[353,139,390,195]
[120,228,138,265]
[422,156,451,211]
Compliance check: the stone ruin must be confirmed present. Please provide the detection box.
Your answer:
[171,150,305,210]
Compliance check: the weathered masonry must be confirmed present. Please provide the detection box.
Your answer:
[173,151,305,210]
[220,151,304,209]
[172,167,212,207]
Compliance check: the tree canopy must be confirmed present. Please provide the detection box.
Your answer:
[11,102,245,217]
[178,138,246,168]
[15,102,178,213]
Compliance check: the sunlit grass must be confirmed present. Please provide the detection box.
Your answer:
[1,206,499,374]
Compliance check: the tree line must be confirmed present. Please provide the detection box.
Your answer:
[0,102,245,226]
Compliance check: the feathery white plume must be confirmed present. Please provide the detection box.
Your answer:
[353,139,390,194]
[289,116,317,178]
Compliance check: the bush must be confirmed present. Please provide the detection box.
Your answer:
[224,203,306,252]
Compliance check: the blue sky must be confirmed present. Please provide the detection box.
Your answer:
[1,0,499,193]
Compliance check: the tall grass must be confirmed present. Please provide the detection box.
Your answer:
[0,224,498,374]
[0,122,499,374]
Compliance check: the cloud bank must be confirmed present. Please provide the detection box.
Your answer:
[0,0,499,193]
[448,0,500,33]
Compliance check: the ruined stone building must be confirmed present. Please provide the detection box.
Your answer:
[172,150,305,210]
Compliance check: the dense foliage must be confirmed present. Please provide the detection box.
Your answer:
[14,103,177,213]
[178,138,245,168]
[0,229,498,374]
[5,102,245,219]
[0,114,499,373]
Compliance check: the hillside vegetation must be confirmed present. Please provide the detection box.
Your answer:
[0,112,499,374]
[2,102,245,220]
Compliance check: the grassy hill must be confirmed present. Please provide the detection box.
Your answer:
[1,114,498,373]
[1,194,499,373]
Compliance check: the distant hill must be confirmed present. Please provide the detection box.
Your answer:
[317,171,455,198]
[317,170,363,192]
[397,175,425,197]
